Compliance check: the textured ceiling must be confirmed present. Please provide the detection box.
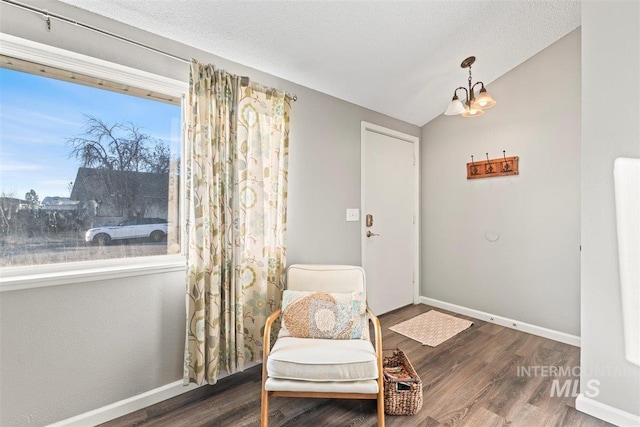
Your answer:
[58,0,580,127]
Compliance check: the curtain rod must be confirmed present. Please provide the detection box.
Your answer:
[2,0,190,63]
[1,0,298,101]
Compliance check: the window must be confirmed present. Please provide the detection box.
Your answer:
[0,35,187,274]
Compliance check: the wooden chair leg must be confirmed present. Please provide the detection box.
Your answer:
[260,388,269,427]
[377,395,385,427]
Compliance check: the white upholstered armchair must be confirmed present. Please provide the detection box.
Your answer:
[260,264,384,426]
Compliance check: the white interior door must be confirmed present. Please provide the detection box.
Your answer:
[362,122,418,315]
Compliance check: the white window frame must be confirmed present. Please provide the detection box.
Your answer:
[0,33,189,292]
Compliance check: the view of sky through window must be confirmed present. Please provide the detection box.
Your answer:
[0,67,181,200]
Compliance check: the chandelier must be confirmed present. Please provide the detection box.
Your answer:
[444,56,496,117]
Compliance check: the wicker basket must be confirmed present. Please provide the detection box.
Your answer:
[382,348,423,415]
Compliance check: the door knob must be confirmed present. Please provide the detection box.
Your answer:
[366,231,380,238]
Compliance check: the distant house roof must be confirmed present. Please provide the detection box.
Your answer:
[0,196,26,210]
[41,196,79,211]
[0,197,26,204]
[70,167,169,204]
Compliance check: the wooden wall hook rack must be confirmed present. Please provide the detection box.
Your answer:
[467,151,519,179]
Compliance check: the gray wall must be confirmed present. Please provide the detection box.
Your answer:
[420,29,582,335]
[0,1,419,425]
[0,271,186,426]
[580,0,640,418]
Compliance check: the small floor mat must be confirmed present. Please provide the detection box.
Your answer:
[389,310,473,346]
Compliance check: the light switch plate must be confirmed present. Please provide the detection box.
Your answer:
[346,209,360,222]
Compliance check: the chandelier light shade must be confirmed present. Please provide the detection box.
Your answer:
[444,94,465,115]
[461,104,484,117]
[444,56,496,118]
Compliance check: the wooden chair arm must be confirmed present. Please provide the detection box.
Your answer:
[366,308,384,411]
[262,308,281,365]
[366,308,383,352]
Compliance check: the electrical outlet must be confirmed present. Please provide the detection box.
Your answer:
[346,209,360,222]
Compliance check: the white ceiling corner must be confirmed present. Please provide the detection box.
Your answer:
[57,0,580,127]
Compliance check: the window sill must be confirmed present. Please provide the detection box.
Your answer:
[0,255,186,292]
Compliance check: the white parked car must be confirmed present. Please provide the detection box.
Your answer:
[85,217,168,245]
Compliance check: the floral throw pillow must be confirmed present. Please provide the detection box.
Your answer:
[280,290,367,340]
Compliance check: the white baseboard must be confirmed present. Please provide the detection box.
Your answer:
[419,297,581,347]
[47,361,260,427]
[576,394,640,426]
[47,380,201,427]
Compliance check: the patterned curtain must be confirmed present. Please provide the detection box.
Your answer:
[183,61,291,385]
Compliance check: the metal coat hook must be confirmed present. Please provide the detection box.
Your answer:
[45,12,51,31]
[470,155,478,175]
[502,150,511,172]
[485,153,494,173]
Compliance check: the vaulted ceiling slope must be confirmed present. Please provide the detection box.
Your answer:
[58,0,580,127]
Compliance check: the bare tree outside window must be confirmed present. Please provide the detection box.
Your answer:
[67,115,173,222]
[67,115,170,173]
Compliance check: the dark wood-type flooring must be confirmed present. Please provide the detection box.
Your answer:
[101,304,613,427]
